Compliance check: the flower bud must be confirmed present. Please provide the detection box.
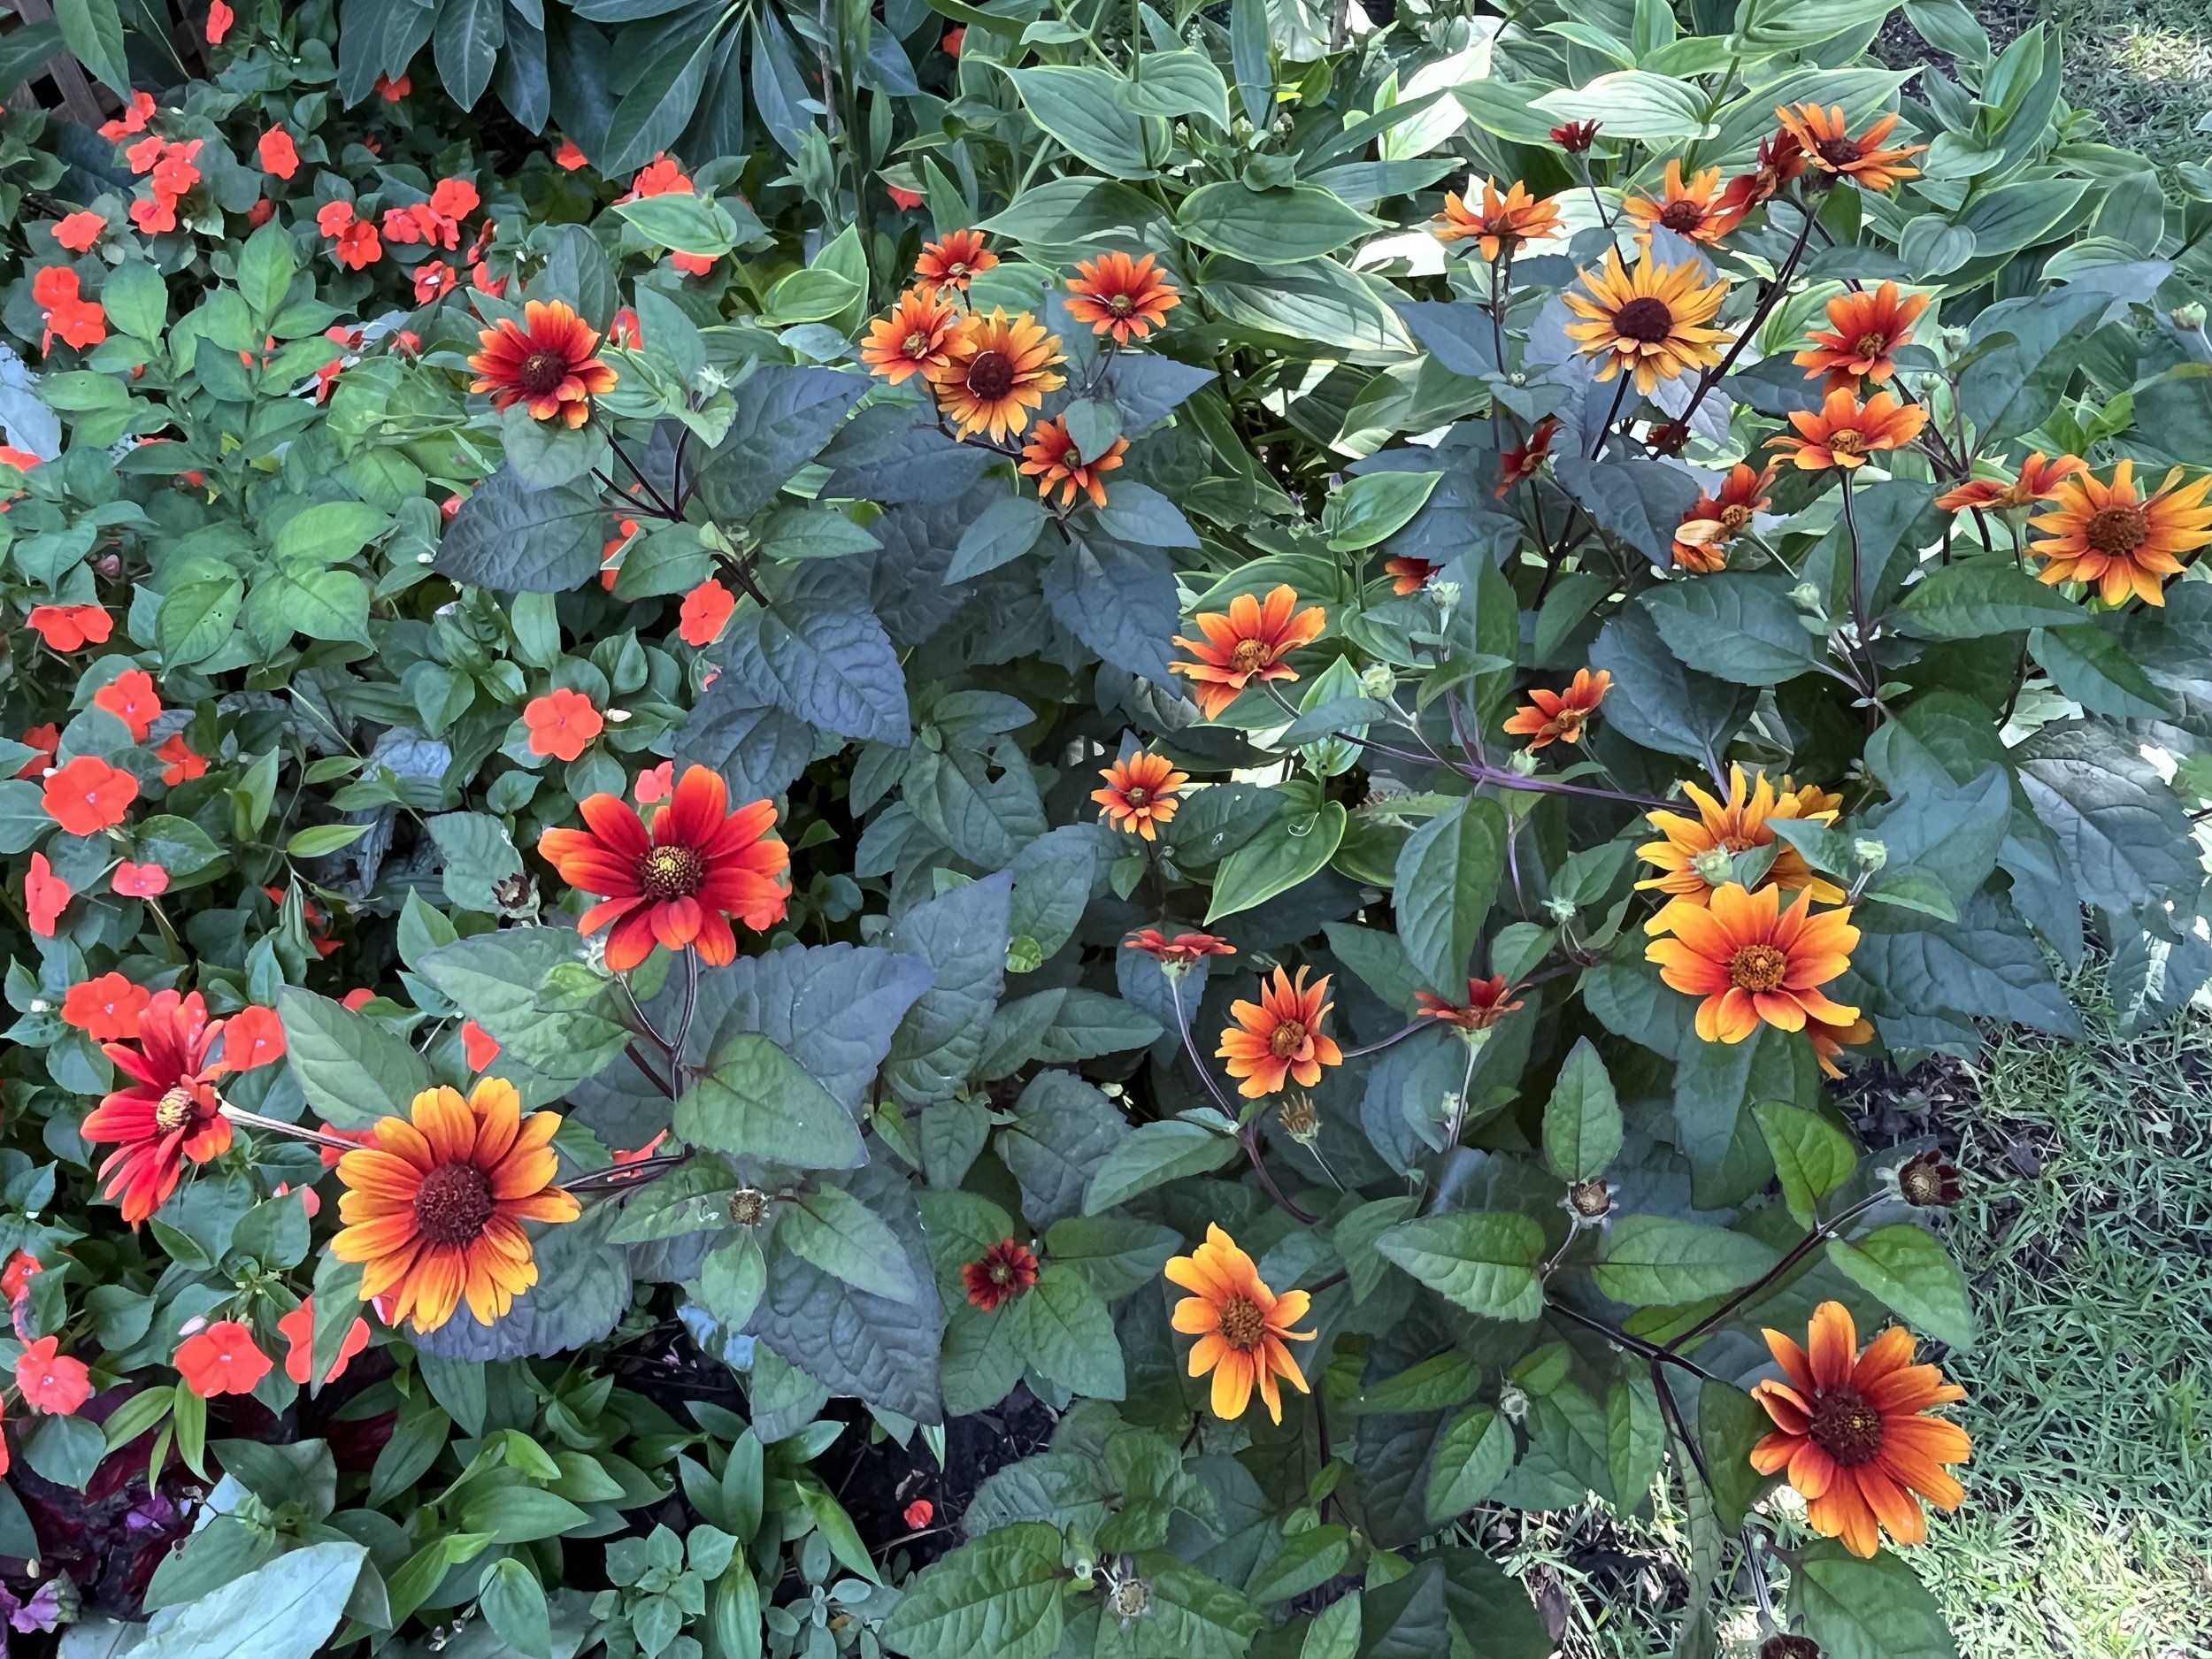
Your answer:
[1497,1382,1530,1422]
[1790,582,1824,611]
[1566,1179,1614,1221]
[727,1187,771,1227]
[1543,895,1577,924]
[1852,838,1887,871]
[1692,847,1737,887]
[1358,664,1396,699]
[2172,302,2208,331]
[1893,1149,1962,1209]
[1276,1094,1321,1145]
[1761,1638,1821,1659]
[1107,1577,1151,1623]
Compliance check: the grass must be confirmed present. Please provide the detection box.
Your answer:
[1490,972,2212,1658]
[1974,0,2212,168]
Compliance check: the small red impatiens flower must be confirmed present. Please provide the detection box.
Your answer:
[1125,928,1236,967]
[62,972,151,1041]
[175,1320,271,1397]
[81,990,235,1224]
[963,1239,1040,1310]
[678,578,736,648]
[461,1018,502,1071]
[93,668,160,741]
[26,604,110,650]
[913,228,996,294]
[53,211,105,252]
[257,125,298,180]
[157,733,208,785]
[1218,967,1343,1099]
[1415,974,1526,1031]
[14,1335,93,1416]
[524,688,604,762]
[467,300,618,429]
[902,1498,934,1529]
[538,764,791,972]
[1502,667,1612,749]
[220,1004,287,1071]
[278,1297,373,1386]
[2,1252,40,1305]
[1019,414,1127,509]
[26,854,70,936]
[1092,751,1187,840]
[43,755,139,835]
[1064,250,1179,345]
[205,0,233,44]
[16,725,58,780]
[112,859,170,897]
[1170,585,1327,720]
[555,138,588,170]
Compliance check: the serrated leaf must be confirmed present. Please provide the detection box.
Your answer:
[1542,1037,1621,1182]
[1825,1225,1975,1350]
[1374,1212,1546,1320]
[674,1034,865,1170]
[1593,1216,1781,1306]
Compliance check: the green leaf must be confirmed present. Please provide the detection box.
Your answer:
[276,987,434,1129]
[695,1234,768,1330]
[1374,1211,1547,1321]
[1392,795,1506,994]
[2016,719,2201,913]
[1425,1404,1515,1521]
[1541,1037,1621,1182]
[415,928,633,1097]
[286,823,372,858]
[1825,1225,1975,1350]
[1895,559,2083,639]
[881,1523,1067,1659]
[132,1540,367,1659]
[674,1034,866,1170]
[1674,1023,1809,1206]
[946,495,1048,581]
[1126,50,1233,130]
[781,1185,919,1303]
[456,1486,592,1544]
[1008,1263,1125,1399]
[434,468,608,593]
[1002,65,1165,177]
[1205,801,1347,923]
[1793,1542,1962,1659]
[1179,182,1381,265]
[1642,574,1824,685]
[2029,625,2173,719]
[1082,1119,1240,1214]
[1699,1379,1779,1532]
[275,501,388,565]
[476,1558,551,1659]
[612,192,751,257]
[1248,1525,1350,1603]
[54,0,129,93]
[1592,1216,1782,1307]
[1532,71,1715,141]
[1323,468,1443,551]
[1753,1102,1858,1227]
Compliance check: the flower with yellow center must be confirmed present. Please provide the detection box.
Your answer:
[1645,883,1860,1045]
[1637,765,1844,928]
[1166,1224,1315,1423]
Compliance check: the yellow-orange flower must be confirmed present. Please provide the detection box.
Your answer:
[1171,585,1326,719]
[1563,252,1732,396]
[1092,750,1187,840]
[1019,414,1126,508]
[1645,883,1859,1045]
[913,227,995,294]
[1673,462,1776,572]
[1769,387,1928,472]
[1637,765,1844,925]
[2026,459,2212,607]
[1167,1224,1315,1422]
[1934,451,2085,514]
[467,300,617,428]
[1502,667,1610,749]
[1750,1302,1970,1558]
[1218,967,1341,1098]
[1776,104,1925,194]
[1793,281,1929,387]
[860,288,960,385]
[926,309,1064,441]
[1624,161,1744,245]
[1808,1011,1875,1078]
[1431,179,1562,261]
[1064,250,1179,345]
[330,1078,581,1333]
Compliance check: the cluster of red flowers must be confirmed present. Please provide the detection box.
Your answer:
[31,266,106,355]
[124,134,204,234]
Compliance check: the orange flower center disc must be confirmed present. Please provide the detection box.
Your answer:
[639,843,704,900]
[965,350,1016,400]
[1611,296,1676,342]
[1826,430,1869,457]
[1727,942,1790,993]
[518,349,571,397]
[1269,1020,1308,1059]
[155,1086,195,1133]
[2084,503,2149,555]
[414,1162,496,1247]
[1217,1294,1267,1350]
[1853,331,1890,359]
[1229,638,1269,673]
[1808,1386,1886,1466]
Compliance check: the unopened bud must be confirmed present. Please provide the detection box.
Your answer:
[1940,325,1971,353]
[1566,1179,1614,1221]
[1852,838,1888,871]
[2172,302,2208,331]
[1509,749,1540,777]
[727,1187,771,1227]
[1497,1382,1530,1422]
[1358,664,1396,699]
[1790,582,1823,611]
[1543,895,1577,924]
[1692,847,1737,887]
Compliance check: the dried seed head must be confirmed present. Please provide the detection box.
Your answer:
[727,1187,771,1227]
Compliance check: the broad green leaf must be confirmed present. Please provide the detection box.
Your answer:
[276,987,434,1129]
[1179,182,1381,265]
[1323,468,1443,550]
[1592,1216,1781,1306]
[1532,71,1716,141]
[673,1034,866,1170]
[881,1523,1067,1659]
[1425,1403,1515,1521]
[133,1540,367,1659]
[780,1186,920,1303]
[1008,1263,1125,1399]
[1753,1102,1858,1227]
[1825,1225,1975,1350]
[1391,795,1506,994]
[1002,65,1165,177]
[1374,1211,1546,1320]
[476,1559,551,1659]
[1205,801,1347,923]
[1895,559,2084,639]
[1541,1037,1621,1182]
[1082,1118,1241,1214]
[1793,1542,1962,1659]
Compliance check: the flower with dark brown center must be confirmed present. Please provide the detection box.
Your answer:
[466,300,618,428]
[728,1187,771,1227]
[860,289,960,385]
[2085,505,2148,554]
[1065,250,1179,345]
[1219,967,1342,1098]
[1093,751,1187,840]
[414,1162,496,1247]
[1775,104,1925,193]
[154,1086,195,1133]
[1171,585,1327,719]
[1563,252,1732,395]
[1611,296,1674,341]
[1167,1224,1315,1422]
[1895,1150,1962,1209]
[639,842,703,900]
[926,309,1064,441]
[1761,1637,1822,1659]
[1646,883,1859,1045]
[962,1238,1039,1310]
[1729,942,1790,993]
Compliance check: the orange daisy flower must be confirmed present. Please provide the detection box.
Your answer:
[1125,928,1236,966]
[962,1239,1039,1311]
[913,227,996,294]
[1563,252,1733,395]
[1721,130,1809,217]
[1386,556,1440,595]
[1502,667,1611,749]
[1933,451,2085,514]
[81,990,234,1225]
[1624,161,1745,245]
[2026,459,2212,607]
[466,299,618,428]
[1092,750,1188,840]
[1414,974,1525,1031]
[1644,882,1859,1045]
[1769,387,1929,472]
[1636,765,1845,924]
[926,309,1065,441]
[1218,967,1342,1099]
[1019,414,1127,508]
[538,763,790,972]
[1496,416,1561,496]
[1064,251,1179,344]
[331,1078,583,1333]
[1776,104,1925,194]
[860,288,961,386]
[1673,462,1777,572]
[1170,585,1327,719]
[1431,179,1563,262]
[1166,1224,1315,1423]
[1808,1011,1875,1079]
[1793,282,1930,387]
[1750,1302,1970,1558]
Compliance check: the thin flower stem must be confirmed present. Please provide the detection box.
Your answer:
[218,1102,361,1153]
[669,947,702,1086]
[1240,1124,1320,1225]
[1166,972,1240,1121]
[1167,973,1317,1225]
[1674,192,1821,434]
[1663,1192,1884,1354]
[1342,1020,1423,1059]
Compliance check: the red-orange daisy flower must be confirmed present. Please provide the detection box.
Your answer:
[1064,251,1179,345]
[1218,967,1343,1099]
[81,989,235,1225]
[926,309,1065,441]
[1769,388,1929,472]
[1092,751,1187,840]
[467,299,618,429]
[2026,459,2212,607]
[1019,415,1127,508]
[538,763,790,972]
[1502,667,1611,749]
[175,1320,270,1397]
[914,228,996,294]
[1644,882,1859,1045]
[1431,180,1563,261]
[1750,1301,1970,1557]
[1933,451,2085,514]
[1775,104,1925,193]
[1720,130,1809,217]
[1125,928,1236,966]
[1414,974,1525,1031]
[962,1239,1040,1310]
[1793,281,1930,387]
[1170,585,1327,719]
[1624,161,1745,245]
[1385,556,1440,595]
[332,1078,582,1333]
[1672,462,1777,572]
[1497,417,1562,496]
[860,288,961,386]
